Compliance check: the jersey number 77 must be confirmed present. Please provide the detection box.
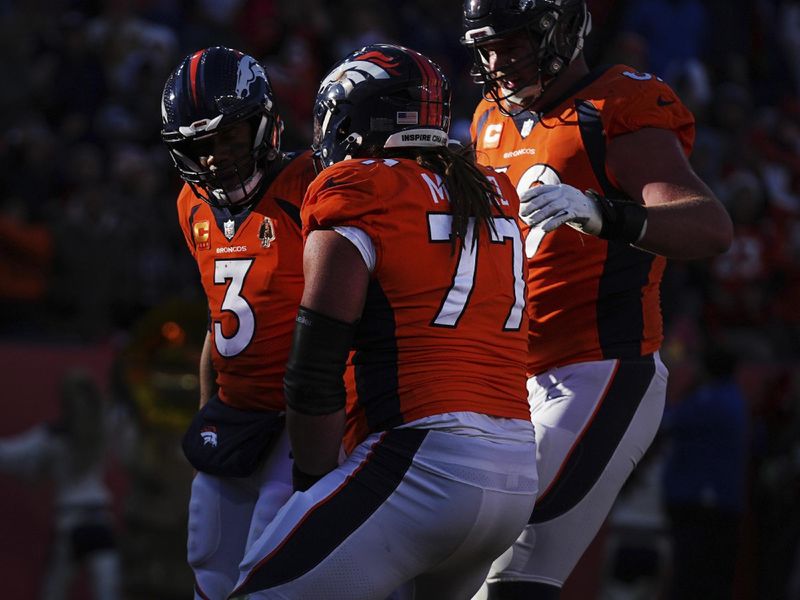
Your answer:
[427,214,525,331]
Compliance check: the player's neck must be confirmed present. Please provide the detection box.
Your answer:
[531,54,590,113]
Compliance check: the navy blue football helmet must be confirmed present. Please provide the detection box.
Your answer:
[312,44,451,170]
[161,47,282,208]
[461,0,591,113]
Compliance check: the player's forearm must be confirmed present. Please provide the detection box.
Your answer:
[283,231,366,485]
[635,194,733,259]
[287,408,345,476]
[198,332,216,409]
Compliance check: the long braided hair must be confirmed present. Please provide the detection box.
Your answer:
[377,143,504,249]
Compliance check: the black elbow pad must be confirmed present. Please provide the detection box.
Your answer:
[284,306,357,415]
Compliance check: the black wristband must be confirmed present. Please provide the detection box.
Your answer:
[586,190,647,243]
[292,462,325,492]
[284,306,356,416]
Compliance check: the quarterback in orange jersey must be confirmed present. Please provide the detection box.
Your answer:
[161,47,316,600]
[230,44,537,600]
[461,1,733,599]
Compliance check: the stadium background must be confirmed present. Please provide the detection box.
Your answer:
[1,0,798,598]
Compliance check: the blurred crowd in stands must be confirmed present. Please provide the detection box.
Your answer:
[1,0,800,598]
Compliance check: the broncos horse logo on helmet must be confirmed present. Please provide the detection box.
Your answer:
[161,47,282,208]
[312,44,451,170]
[461,0,592,115]
[235,55,268,100]
[318,50,402,92]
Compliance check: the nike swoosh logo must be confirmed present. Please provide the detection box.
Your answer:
[657,95,676,107]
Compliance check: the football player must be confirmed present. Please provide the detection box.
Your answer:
[228,44,538,600]
[460,1,733,598]
[160,46,316,600]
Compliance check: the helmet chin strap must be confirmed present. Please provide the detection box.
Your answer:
[502,81,543,108]
[211,166,264,207]
[488,78,544,117]
[340,132,364,163]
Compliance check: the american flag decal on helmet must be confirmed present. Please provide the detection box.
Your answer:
[396,111,419,125]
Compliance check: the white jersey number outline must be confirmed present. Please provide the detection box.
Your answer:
[516,163,561,259]
[428,214,525,330]
[213,258,255,357]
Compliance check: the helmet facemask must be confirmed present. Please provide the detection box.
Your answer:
[161,47,282,209]
[165,109,279,208]
[462,0,591,115]
[311,94,362,171]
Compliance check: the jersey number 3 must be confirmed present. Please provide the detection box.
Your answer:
[428,215,525,330]
[213,259,255,357]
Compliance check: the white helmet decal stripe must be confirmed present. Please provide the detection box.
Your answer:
[320,108,333,140]
[318,60,392,93]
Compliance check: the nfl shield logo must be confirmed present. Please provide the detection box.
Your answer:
[223,219,235,240]
[520,118,535,138]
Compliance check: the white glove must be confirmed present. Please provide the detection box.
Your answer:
[519,183,603,235]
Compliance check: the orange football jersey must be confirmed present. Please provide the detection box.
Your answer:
[302,157,530,451]
[176,151,316,411]
[471,65,695,374]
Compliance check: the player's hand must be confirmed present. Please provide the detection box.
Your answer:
[519,184,603,236]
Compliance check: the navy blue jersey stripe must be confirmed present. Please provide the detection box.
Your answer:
[234,428,428,594]
[353,280,403,431]
[474,105,494,143]
[575,99,617,198]
[530,355,656,523]
[275,197,302,229]
[188,203,202,252]
[597,242,654,357]
[576,98,655,358]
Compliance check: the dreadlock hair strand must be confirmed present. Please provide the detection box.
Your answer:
[370,144,504,250]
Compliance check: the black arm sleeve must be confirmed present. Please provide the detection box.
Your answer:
[283,306,357,416]
[588,190,648,243]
